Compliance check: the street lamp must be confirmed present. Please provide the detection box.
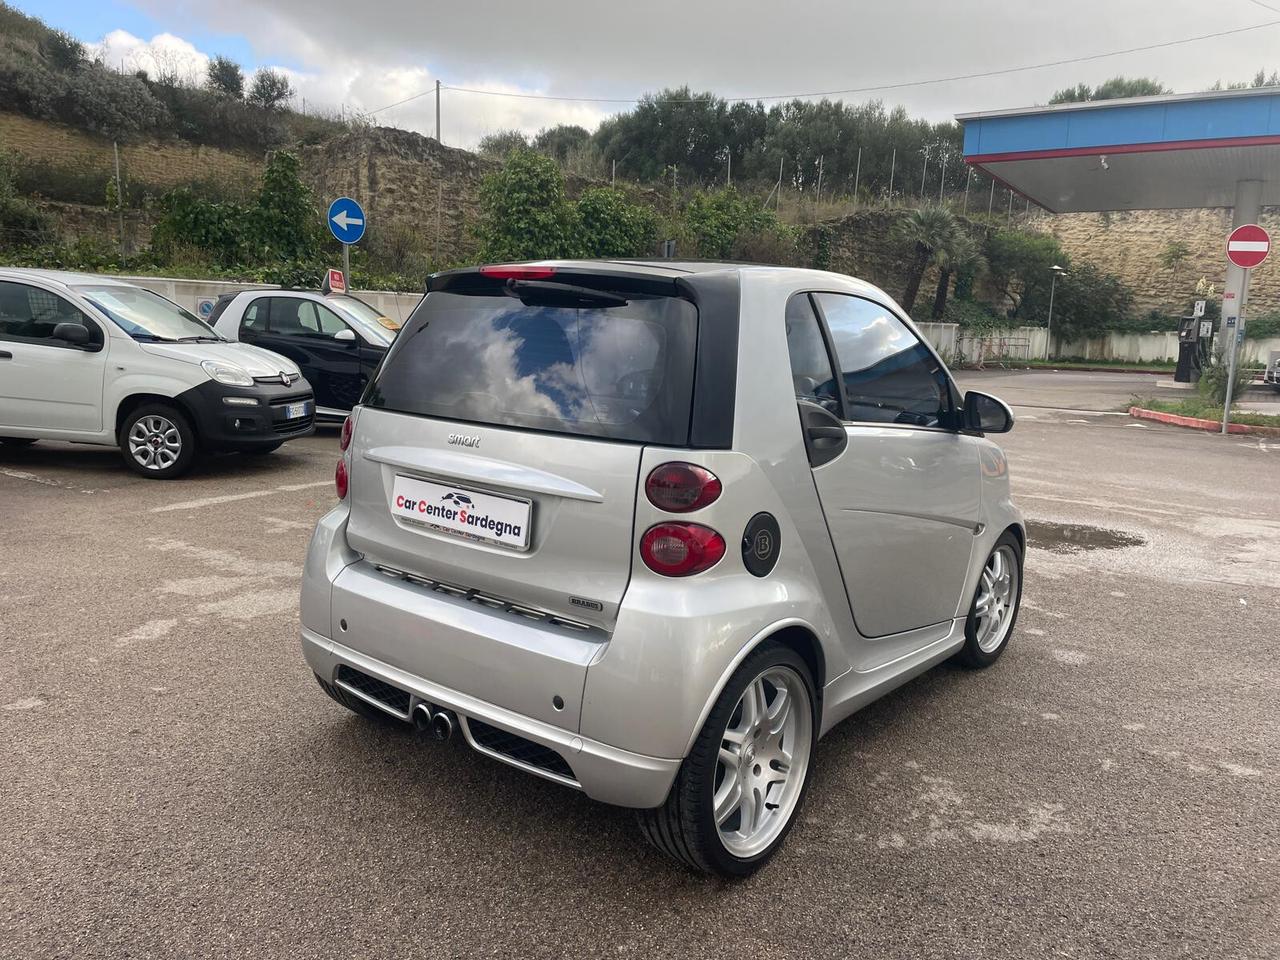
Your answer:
[1045,265,1067,361]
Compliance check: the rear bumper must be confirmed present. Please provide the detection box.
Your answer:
[301,626,680,808]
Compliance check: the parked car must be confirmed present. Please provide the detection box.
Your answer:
[1266,350,1280,392]
[300,261,1024,877]
[0,269,315,478]
[209,290,399,421]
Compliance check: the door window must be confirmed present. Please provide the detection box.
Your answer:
[0,281,102,348]
[267,298,350,338]
[813,293,951,428]
[784,294,841,416]
[240,299,269,335]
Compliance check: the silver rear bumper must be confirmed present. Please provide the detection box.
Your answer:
[301,627,680,808]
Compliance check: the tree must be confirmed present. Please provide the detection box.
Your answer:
[575,188,657,258]
[893,205,956,315]
[533,124,590,162]
[984,228,1065,321]
[475,150,577,261]
[478,129,530,158]
[1049,76,1170,104]
[206,55,244,99]
[1033,263,1134,341]
[251,151,317,262]
[931,230,985,319]
[40,30,85,71]
[683,188,786,259]
[247,69,293,110]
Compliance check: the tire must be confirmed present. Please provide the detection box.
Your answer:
[118,403,197,479]
[955,530,1024,669]
[242,441,284,456]
[638,642,817,878]
[313,672,398,723]
[0,437,37,447]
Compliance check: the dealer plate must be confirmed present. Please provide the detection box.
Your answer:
[390,474,532,550]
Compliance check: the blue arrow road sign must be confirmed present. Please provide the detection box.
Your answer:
[327,196,366,245]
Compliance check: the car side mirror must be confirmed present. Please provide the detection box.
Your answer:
[333,328,357,343]
[963,391,1014,434]
[53,322,91,346]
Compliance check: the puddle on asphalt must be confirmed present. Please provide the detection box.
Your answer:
[1027,521,1146,554]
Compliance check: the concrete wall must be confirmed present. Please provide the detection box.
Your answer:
[115,275,422,323]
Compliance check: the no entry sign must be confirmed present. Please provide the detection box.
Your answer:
[1226,224,1270,269]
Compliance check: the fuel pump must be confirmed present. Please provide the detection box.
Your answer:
[1174,306,1215,383]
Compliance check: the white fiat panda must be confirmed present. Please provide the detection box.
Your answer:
[301,261,1024,876]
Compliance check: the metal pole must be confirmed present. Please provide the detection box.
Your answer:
[938,155,947,202]
[888,148,896,202]
[611,159,616,187]
[988,178,995,216]
[726,149,731,187]
[435,80,441,143]
[853,147,861,202]
[435,182,443,264]
[920,146,929,198]
[816,155,823,204]
[342,243,351,291]
[1045,272,1058,361]
[112,141,125,256]
[1222,312,1242,434]
[777,156,784,209]
[1220,179,1262,343]
[1006,189,1013,223]
[964,166,972,212]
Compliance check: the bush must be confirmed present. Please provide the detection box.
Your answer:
[478,129,531,159]
[206,56,244,99]
[575,187,657,258]
[475,150,577,261]
[55,68,170,140]
[1197,348,1252,406]
[40,29,85,71]
[943,298,1004,330]
[684,188,788,260]
[1246,312,1280,339]
[148,83,288,152]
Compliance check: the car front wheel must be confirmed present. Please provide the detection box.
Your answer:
[638,641,816,877]
[119,403,197,479]
[956,531,1024,668]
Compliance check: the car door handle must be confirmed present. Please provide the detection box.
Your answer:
[0,350,11,359]
[807,425,846,441]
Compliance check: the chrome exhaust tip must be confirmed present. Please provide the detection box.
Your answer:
[430,709,455,742]
[412,702,434,734]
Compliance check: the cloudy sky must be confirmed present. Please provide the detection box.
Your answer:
[17,0,1280,147]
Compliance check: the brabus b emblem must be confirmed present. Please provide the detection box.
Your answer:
[447,434,481,448]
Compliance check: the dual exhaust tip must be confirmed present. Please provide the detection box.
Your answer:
[412,702,456,741]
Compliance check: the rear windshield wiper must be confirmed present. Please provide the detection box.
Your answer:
[504,279,629,308]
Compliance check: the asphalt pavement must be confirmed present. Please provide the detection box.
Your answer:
[2,376,1277,959]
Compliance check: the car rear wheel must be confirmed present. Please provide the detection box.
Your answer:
[955,531,1023,668]
[638,642,816,877]
[119,403,197,479]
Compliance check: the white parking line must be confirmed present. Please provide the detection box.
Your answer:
[150,480,332,513]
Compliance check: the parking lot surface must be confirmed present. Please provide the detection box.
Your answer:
[2,375,1277,959]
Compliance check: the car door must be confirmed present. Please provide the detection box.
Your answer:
[786,291,980,641]
[0,280,108,433]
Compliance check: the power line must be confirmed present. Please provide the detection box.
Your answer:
[366,16,1280,115]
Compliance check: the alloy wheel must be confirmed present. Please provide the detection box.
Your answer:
[713,665,813,859]
[974,544,1019,653]
[127,415,183,472]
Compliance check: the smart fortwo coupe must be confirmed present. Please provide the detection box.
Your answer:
[300,261,1024,877]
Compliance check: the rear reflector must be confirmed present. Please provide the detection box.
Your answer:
[640,523,726,577]
[478,264,557,280]
[645,462,722,513]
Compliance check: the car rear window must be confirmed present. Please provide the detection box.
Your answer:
[365,289,697,444]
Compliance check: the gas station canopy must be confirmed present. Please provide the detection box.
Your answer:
[958,89,1280,213]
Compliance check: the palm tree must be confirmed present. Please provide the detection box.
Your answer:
[931,231,986,319]
[894,205,957,315]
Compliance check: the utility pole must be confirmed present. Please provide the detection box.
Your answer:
[853,147,862,202]
[988,178,996,216]
[888,148,896,202]
[964,166,972,212]
[435,80,441,143]
[920,145,930,199]
[938,154,947,202]
[726,149,731,187]
[1007,189,1013,222]
[112,141,125,256]
[611,159,616,187]
[816,155,824,204]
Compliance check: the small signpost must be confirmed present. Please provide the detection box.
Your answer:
[327,196,366,290]
[1221,224,1271,435]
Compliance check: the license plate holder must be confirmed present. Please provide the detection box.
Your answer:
[390,474,532,551]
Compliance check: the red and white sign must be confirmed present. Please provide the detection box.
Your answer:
[1226,224,1270,270]
[323,268,347,294]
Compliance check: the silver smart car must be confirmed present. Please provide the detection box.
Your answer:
[300,261,1024,877]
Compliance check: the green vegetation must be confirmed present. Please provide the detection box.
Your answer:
[1049,76,1171,104]
[1135,397,1280,429]
[0,1,341,151]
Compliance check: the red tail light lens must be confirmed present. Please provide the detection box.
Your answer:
[335,458,349,499]
[645,462,722,513]
[640,523,726,577]
[340,415,353,451]
[479,265,558,280]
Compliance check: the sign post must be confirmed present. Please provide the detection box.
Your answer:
[1221,224,1271,434]
[327,196,367,290]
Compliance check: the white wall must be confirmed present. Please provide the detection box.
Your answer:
[114,275,424,324]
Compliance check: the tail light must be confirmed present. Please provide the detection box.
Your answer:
[645,462,722,513]
[640,523,725,577]
[335,458,349,499]
[479,265,557,280]
[340,415,353,451]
